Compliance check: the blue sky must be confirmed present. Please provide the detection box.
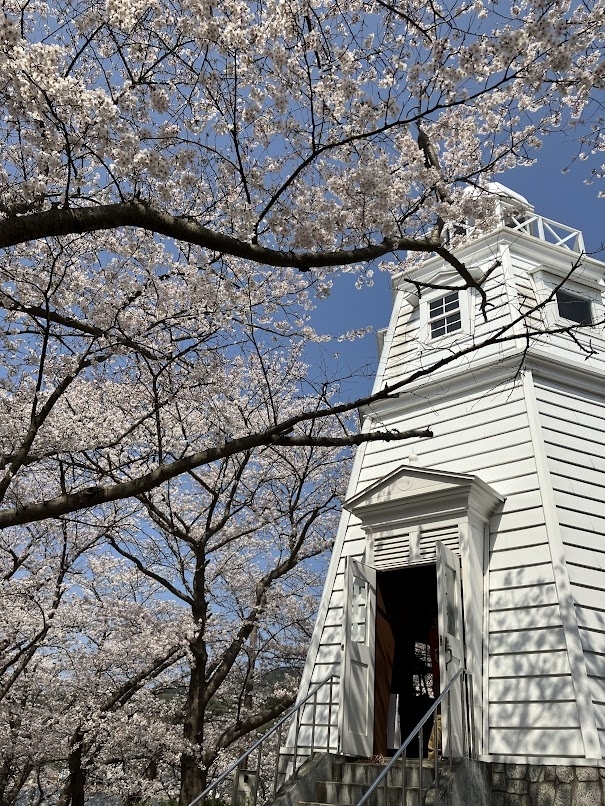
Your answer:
[310,135,604,400]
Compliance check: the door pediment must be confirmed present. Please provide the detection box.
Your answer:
[344,465,503,533]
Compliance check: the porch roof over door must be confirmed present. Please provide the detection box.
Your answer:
[343,464,504,535]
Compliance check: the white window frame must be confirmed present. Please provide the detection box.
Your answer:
[555,287,594,326]
[529,268,603,334]
[419,288,473,344]
[428,291,462,338]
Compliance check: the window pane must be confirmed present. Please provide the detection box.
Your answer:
[445,312,461,333]
[429,292,461,339]
[430,298,444,316]
[556,290,592,324]
[431,320,446,337]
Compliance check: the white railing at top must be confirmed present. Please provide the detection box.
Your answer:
[503,211,585,253]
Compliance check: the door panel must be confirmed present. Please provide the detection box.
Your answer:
[340,557,376,756]
[436,541,464,758]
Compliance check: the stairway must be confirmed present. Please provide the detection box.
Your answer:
[298,758,449,806]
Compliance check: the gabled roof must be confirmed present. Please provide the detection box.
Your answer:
[344,464,503,529]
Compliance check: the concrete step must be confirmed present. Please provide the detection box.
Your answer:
[301,799,420,806]
[331,761,437,788]
[314,781,422,806]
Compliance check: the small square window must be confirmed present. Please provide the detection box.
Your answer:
[429,292,462,338]
[556,289,593,325]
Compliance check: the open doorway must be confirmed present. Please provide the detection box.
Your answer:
[373,564,438,757]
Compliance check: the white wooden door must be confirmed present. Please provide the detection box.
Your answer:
[339,557,376,757]
[436,541,465,758]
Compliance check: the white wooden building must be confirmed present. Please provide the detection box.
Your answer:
[292,186,605,766]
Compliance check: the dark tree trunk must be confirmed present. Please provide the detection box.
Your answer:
[179,548,208,806]
[179,656,208,806]
[179,750,207,806]
[57,728,86,806]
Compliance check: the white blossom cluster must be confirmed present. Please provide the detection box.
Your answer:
[0,0,601,247]
[0,0,603,802]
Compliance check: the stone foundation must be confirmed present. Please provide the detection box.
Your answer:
[492,764,605,806]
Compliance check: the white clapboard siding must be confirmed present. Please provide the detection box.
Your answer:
[489,603,563,632]
[564,543,605,571]
[489,583,559,612]
[489,674,575,702]
[575,607,605,634]
[324,607,344,628]
[489,728,585,757]
[490,562,554,589]
[584,651,605,679]
[489,523,549,552]
[310,664,340,685]
[559,508,605,540]
[540,406,605,443]
[568,564,605,594]
[533,378,605,759]
[489,626,566,654]
[489,542,552,572]
[489,701,580,728]
[545,441,605,478]
[296,223,605,763]
[489,650,571,677]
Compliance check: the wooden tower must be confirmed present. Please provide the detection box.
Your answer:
[293,185,605,766]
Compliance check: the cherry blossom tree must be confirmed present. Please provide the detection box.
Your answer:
[0,0,603,531]
[0,1,604,804]
[0,433,345,806]
[0,520,186,806]
[98,414,346,805]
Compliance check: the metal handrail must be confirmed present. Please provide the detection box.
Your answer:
[188,673,340,806]
[355,668,473,806]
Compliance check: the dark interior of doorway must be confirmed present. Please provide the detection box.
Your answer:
[374,564,438,757]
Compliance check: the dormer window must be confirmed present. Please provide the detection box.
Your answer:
[556,289,593,325]
[429,292,462,338]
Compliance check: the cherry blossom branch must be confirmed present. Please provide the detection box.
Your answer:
[0,427,429,529]
[212,695,297,755]
[0,259,595,531]
[0,292,163,361]
[0,201,439,269]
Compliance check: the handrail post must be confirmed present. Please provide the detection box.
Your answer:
[401,749,406,806]
[326,680,333,753]
[469,672,475,759]
[434,717,439,790]
[293,701,301,774]
[418,725,423,806]
[312,689,318,752]
[461,673,468,759]
[441,688,454,772]
[273,722,283,800]
[252,739,262,806]
[231,763,240,806]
